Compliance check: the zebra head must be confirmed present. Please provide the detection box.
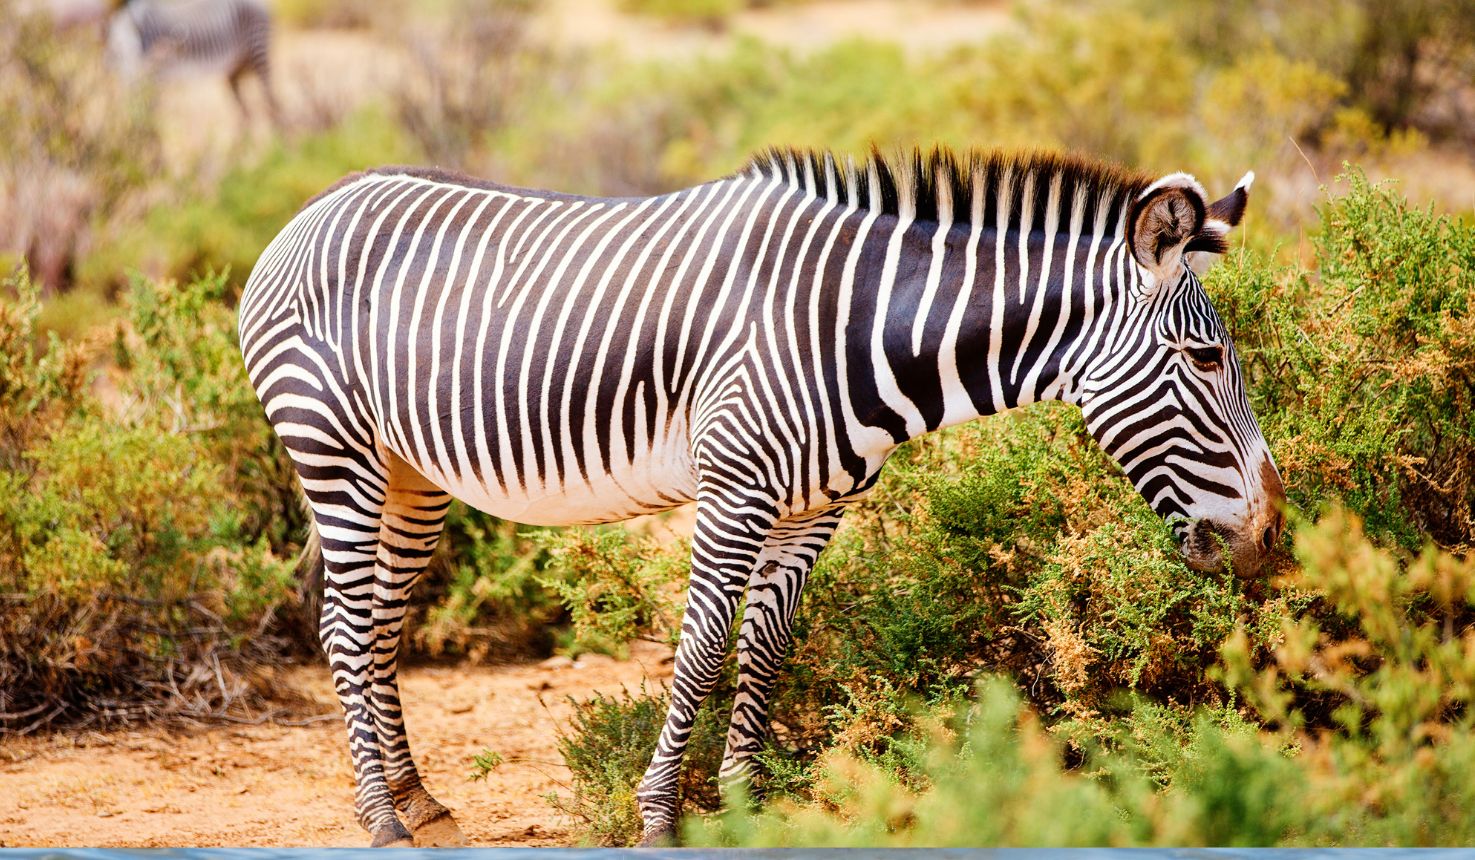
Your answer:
[1079,171,1284,577]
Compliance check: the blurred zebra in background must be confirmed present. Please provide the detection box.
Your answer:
[106,0,281,127]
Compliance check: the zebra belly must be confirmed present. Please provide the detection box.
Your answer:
[373,350,700,525]
[388,430,699,527]
[153,54,244,79]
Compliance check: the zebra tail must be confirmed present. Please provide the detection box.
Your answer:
[296,493,325,651]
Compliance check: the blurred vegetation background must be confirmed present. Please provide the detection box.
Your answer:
[2,0,1474,847]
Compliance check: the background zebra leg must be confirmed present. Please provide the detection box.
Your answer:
[368,456,465,846]
[719,512,844,795]
[636,495,775,845]
[255,60,285,130]
[226,65,252,127]
[263,79,285,130]
[301,461,415,847]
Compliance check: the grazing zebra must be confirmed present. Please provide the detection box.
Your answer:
[238,147,1285,846]
[106,0,282,126]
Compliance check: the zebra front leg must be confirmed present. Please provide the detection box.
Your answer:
[259,70,285,132]
[636,493,774,846]
[227,65,253,129]
[720,511,844,794]
[369,455,465,846]
[301,461,415,847]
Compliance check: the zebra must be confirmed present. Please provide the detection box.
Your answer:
[237,147,1285,846]
[106,0,282,127]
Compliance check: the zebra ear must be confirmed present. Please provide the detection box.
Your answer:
[1205,171,1253,227]
[1185,171,1254,275]
[1128,173,1207,287]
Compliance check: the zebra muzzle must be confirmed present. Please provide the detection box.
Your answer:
[1181,517,1274,578]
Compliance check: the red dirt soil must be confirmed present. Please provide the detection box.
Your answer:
[0,642,673,848]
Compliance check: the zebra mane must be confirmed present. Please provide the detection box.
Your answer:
[744,146,1153,234]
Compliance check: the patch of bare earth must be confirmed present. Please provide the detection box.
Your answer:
[538,0,1012,59]
[0,641,673,848]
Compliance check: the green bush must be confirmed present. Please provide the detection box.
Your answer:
[537,526,687,658]
[0,270,557,731]
[552,684,730,846]
[119,271,306,553]
[688,676,1298,847]
[689,509,1475,847]
[0,272,295,731]
[80,110,420,294]
[1211,169,1475,547]
[415,505,559,660]
[618,0,742,26]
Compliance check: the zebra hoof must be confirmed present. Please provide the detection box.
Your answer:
[369,820,415,848]
[637,824,678,847]
[413,812,469,847]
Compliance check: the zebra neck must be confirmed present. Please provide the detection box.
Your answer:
[843,211,1125,449]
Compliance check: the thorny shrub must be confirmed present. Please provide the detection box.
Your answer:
[0,272,296,732]
[690,508,1475,846]
[551,684,728,847]
[1214,169,1475,548]
[0,270,559,731]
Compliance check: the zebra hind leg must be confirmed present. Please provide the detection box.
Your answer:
[637,493,775,845]
[369,455,466,847]
[227,64,253,127]
[719,511,843,796]
[298,456,414,846]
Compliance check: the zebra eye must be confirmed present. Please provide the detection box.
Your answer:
[1186,344,1224,371]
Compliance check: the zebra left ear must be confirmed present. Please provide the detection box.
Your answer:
[1128,173,1207,288]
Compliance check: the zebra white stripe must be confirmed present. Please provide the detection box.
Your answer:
[238,149,1284,846]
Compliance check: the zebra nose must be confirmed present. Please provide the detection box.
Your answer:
[1260,510,1284,551]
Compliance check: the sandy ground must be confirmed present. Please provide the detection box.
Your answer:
[540,0,1012,58]
[0,641,674,848]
